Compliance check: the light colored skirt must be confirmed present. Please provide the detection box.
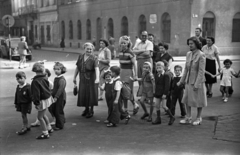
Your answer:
[182,83,207,108]
[37,96,54,111]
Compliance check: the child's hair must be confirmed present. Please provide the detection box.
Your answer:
[174,65,182,71]
[16,71,26,79]
[143,62,152,71]
[32,62,45,73]
[223,59,232,65]
[103,70,112,79]
[110,66,120,76]
[54,62,67,74]
[156,61,165,68]
[45,68,51,77]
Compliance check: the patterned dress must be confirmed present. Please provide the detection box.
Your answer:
[76,53,99,107]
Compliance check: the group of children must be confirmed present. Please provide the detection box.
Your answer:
[14,61,67,139]
[14,58,240,136]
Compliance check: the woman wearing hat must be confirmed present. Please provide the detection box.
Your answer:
[18,36,29,69]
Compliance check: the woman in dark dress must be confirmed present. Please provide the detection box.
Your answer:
[73,42,100,118]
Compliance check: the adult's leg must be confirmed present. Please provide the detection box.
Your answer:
[19,56,23,67]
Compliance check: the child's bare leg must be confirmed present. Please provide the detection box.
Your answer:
[152,98,161,124]
[43,114,52,130]
[225,86,230,98]
[21,112,28,128]
[140,95,149,119]
[162,99,175,125]
[37,109,48,132]
[220,86,225,97]
[149,98,154,119]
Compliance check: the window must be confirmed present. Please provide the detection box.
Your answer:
[61,0,65,5]
[47,25,51,41]
[35,25,38,38]
[86,19,91,40]
[232,12,240,42]
[202,11,215,38]
[121,16,128,36]
[69,20,73,39]
[138,15,147,36]
[61,21,65,39]
[161,13,171,43]
[107,18,114,38]
[77,20,82,40]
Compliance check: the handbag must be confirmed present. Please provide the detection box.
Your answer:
[73,84,78,96]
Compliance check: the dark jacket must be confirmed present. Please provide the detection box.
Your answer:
[154,72,171,98]
[52,76,66,100]
[171,76,184,96]
[14,83,32,105]
[31,74,51,106]
[199,36,207,47]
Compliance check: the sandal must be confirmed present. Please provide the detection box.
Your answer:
[106,123,116,127]
[48,128,54,133]
[36,133,50,139]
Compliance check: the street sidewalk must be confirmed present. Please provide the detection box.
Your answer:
[1,46,240,69]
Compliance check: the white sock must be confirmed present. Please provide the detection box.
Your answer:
[42,130,48,135]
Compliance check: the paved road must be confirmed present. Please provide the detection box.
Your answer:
[1,49,240,155]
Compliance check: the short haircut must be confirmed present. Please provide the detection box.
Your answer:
[83,42,95,50]
[16,71,26,79]
[148,33,154,37]
[156,61,164,67]
[54,62,67,74]
[103,70,112,79]
[158,42,169,50]
[174,65,182,71]
[206,36,215,44]
[223,59,232,65]
[45,68,51,77]
[196,27,202,32]
[32,62,45,73]
[99,39,109,47]
[110,66,120,76]
[187,36,202,50]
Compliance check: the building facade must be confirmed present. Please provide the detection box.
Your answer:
[57,0,240,55]
[0,0,12,36]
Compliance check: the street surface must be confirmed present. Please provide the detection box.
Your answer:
[1,49,240,155]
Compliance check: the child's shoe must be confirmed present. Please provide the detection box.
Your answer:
[106,123,116,127]
[31,120,40,127]
[125,115,131,124]
[192,117,202,126]
[104,120,109,124]
[140,113,149,120]
[36,133,50,139]
[224,98,228,103]
[16,127,30,135]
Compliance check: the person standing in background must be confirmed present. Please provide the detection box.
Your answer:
[195,28,206,47]
[18,36,29,69]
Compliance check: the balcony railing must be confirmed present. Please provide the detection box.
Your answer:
[17,5,37,16]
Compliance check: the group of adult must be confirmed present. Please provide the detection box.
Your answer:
[72,28,221,125]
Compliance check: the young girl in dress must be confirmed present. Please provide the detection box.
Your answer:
[31,62,54,139]
[51,62,67,130]
[213,59,240,102]
[133,62,155,122]
[14,71,32,135]
[152,61,175,125]
[31,68,54,127]
[99,70,121,127]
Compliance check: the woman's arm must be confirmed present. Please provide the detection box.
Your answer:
[95,67,100,83]
[215,53,221,72]
[73,67,79,84]
[179,52,190,85]
[194,53,206,89]
[131,56,138,79]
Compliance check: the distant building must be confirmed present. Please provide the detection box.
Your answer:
[7,0,240,55]
[0,0,12,36]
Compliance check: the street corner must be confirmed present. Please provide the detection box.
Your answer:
[0,59,18,69]
[213,113,240,143]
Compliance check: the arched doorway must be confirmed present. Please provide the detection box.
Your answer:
[69,20,73,39]
[107,18,114,39]
[86,19,91,40]
[96,17,102,49]
[77,20,82,40]
[161,13,171,43]
[202,11,215,38]
[121,16,128,36]
[138,15,147,36]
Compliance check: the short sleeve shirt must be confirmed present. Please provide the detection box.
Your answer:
[113,76,122,91]
[202,44,219,60]
[119,49,135,69]
[134,40,153,59]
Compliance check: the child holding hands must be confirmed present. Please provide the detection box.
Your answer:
[152,61,175,125]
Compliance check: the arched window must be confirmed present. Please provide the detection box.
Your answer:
[161,13,171,43]
[61,21,65,39]
[138,15,147,36]
[107,18,114,38]
[202,11,215,38]
[86,19,91,40]
[35,25,38,38]
[77,20,82,40]
[232,12,240,42]
[69,20,73,39]
[121,16,128,36]
[96,17,102,49]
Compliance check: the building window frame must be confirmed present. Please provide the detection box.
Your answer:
[121,16,128,36]
[77,20,82,40]
[138,14,147,36]
[86,19,91,40]
[232,12,240,42]
[69,20,73,39]
[161,12,171,43]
